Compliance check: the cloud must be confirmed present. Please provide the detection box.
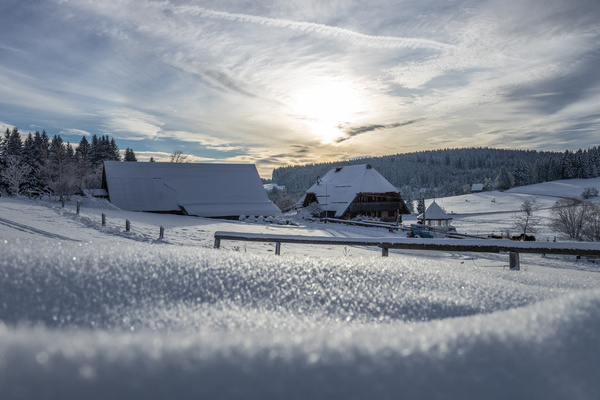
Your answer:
[172,5,454,51]
[100,108,164,140]
[132,150,216,163]
[161,130,246,152]
[337,120,420,143]
[60,128,93,137]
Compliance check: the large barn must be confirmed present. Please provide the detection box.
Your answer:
[301,164,410,222]
[102,161,280,218]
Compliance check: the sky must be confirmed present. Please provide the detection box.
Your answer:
[1,0,599,177]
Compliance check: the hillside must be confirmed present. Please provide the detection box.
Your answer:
[271,147,600,207]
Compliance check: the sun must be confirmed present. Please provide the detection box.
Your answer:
[289,81,367,144]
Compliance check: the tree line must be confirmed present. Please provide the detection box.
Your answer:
[0,127,137,197]
[272,147,600,212]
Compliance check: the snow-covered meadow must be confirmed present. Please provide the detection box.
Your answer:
[1,178,600,399]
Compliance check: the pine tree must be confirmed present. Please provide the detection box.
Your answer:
[89,134,101,165]
[512,161,530,187]
[0,155,29,196]
[76,136,90,161]
[561,150,577,179]
[124,147,137,161]
[495,166,513,191]
[4,127,22,157]
[110,138,121,161]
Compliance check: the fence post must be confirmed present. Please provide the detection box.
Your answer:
[101,213,106,226]
[381,247,389,257]
[275,242,281,255]
[125,220,131,232]
[509,252,520,271]
[214,237,221,249]
[159,226,164,239]
[61,196,65,208]
[76,201,81,215]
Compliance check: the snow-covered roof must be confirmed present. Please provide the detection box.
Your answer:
[418,200,452,221]
[103,161,280,217]
[471,183,484,192]
[263,183,285,192]
[304,164,398,218]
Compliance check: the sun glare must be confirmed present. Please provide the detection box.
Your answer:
[290,81,367,144]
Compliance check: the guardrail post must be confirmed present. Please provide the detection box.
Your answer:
[76,201,81,215]
[125,220,131,232]
[275,242,281,255]
[159,226,165,239]
[214,237,221,249]
[382,247,389,257]
[101,213,106,226]
[509,252,520,271]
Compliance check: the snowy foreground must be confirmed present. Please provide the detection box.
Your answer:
[1,180,600,399]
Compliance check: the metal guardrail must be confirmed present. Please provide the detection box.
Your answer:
[213,231,600,270]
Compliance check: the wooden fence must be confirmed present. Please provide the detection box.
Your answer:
[213,231,600,270]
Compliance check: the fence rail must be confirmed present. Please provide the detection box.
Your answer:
[213,231,600,270]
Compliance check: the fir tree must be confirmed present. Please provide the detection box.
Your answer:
[124,148,137,161]
[495,166,513,191]
[4,127,22,157]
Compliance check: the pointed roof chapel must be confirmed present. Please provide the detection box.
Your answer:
[418,200,453,226]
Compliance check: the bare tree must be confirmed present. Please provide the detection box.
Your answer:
[549,200,593,241]
[582,203,600,241]
[170,150,190,163]
[1,155,30,196]
[513,198,540,236]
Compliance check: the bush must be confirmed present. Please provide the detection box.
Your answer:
[581,187,599,199]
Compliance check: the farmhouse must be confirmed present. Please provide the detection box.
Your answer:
[301,164,410,222]
[417,200,453,227]
[102,161,280,218]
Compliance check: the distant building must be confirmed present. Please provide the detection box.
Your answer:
[102,161,280,218]
[263,183,285,192]
[417,200,453,227]
[301,164,410,222]
[471,183,484,192]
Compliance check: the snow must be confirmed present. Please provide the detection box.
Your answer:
[1,177,600,399]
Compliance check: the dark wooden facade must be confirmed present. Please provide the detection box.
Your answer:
[304,191,409,222]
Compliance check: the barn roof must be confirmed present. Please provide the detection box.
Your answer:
[418,200,452,221]
[102,161,280,217]
[304,164,399,218]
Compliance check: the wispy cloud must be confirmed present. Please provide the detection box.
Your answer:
[60,128,93,137]
[337,120,420,143]
[172,5,454,51]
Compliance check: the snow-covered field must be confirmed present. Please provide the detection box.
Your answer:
[1,177,600,399]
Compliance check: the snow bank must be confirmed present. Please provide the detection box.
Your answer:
[1,238,599,399]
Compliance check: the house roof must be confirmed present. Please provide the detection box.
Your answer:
[304,164,398,218]
[102,161,280,217]
[471,183,484,192]
[418,200,452,221]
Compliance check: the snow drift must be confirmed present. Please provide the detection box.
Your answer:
[1,237,599,399]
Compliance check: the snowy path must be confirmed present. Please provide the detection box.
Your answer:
[0,215,81,241]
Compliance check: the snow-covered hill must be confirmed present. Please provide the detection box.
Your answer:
[1,177,599,399]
